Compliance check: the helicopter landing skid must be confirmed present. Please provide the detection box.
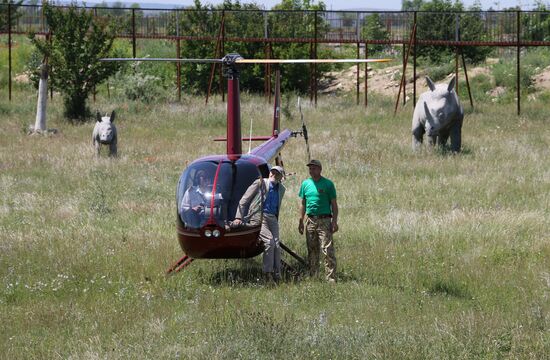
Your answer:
[281,259,300,278]
[166,244,306,277]
[280,242,307,266]
[280,242,307,279]
[166,254,194,275]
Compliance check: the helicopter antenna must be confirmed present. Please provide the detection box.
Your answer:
[298,97,311,162]
[247,113,254,153]
[273,67,281,136]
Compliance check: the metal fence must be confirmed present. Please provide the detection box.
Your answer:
[3,4,550,113]
[5,5,550,44]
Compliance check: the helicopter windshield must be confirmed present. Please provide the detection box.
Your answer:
[176,159,263,229]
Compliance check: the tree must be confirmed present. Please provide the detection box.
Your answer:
[459,2,492,63]
[522,1,550,41]
[269,0,329,92]
[167,0,302,94]
[168,0,212,93]
[401,0,424,11]
[94,1,140,35]
[413,0,491,65]
[0,0,23,31]
[341,12,357,28]
[361,13,390,55]
[415,0,462,63]
[30,4,121,120]
[165,0,333,94]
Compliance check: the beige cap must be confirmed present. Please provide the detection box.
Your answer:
[306,159,322,168]
[270,165,284,175]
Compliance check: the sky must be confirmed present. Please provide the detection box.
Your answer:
[105,0,544,11]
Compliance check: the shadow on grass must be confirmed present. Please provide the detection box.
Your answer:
[332,270,361,283]
[427,278,473,300]
[206,262,365,286]
[205,261,309,287]
[207,268,365,288]
[207,267,264,286]
[436,145,473,156]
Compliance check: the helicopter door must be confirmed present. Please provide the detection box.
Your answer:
[177,159,263,230]
[214,160,264,229]
[177,162,219,229]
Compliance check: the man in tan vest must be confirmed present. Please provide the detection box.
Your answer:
[233,166,286,282]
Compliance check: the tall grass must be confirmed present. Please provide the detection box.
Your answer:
[0,88,549,359]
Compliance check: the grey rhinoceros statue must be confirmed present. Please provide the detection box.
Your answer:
[412,76,464,152]
[92,111,117,157]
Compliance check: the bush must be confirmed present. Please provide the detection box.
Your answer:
[522,47,550,71]
[117,70,163,103]
[425,61,455,82]
[454,73,492,103]
[536,89,550,102]
[493,60,534,90]
[468,73,492,95]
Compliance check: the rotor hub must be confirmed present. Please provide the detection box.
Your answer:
[222,53,243,78]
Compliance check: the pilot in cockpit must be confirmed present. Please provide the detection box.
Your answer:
[180,170,211,228]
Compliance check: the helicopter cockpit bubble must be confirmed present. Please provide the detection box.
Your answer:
[176,158,264,231]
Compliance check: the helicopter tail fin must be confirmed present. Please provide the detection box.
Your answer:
[272,67,281,136]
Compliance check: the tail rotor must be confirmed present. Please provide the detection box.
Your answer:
[297,97,311,162]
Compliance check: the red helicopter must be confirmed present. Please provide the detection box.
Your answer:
[103,54,390,274]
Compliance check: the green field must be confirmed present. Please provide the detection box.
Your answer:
[0,87,549,358]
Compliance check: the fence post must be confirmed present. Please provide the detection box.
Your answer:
[394,21,416,116]
[413,11,417,106]
[517,10,521,115]
[364,42,368,108]
[132,8,136,58]
[8,2,12,101]
[455,13,459,94]
[309,41,314,103]
[221,10,225,102]
[93,8,97,103]
[356,11,360,40]
[356,42,360,105]
[356,12,360,105]
[264,11,269,102]
[177,39,181,101]
[176,9,181,102]
[49,32,53,100]
[402,41,406,105]
[314,10,318,106]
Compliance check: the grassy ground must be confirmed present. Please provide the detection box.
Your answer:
[0,88,549,359]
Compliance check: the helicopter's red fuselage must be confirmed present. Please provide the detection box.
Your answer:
[175,131,290,259]
[175,58,292,260]
[175,154,267,259]
[176,221,263,259]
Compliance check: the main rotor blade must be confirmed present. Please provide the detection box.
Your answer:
[100,57,391,64]
[100,58,223,63]
[236,58,391,64]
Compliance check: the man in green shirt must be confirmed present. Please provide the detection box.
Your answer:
[298,159,339,282]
